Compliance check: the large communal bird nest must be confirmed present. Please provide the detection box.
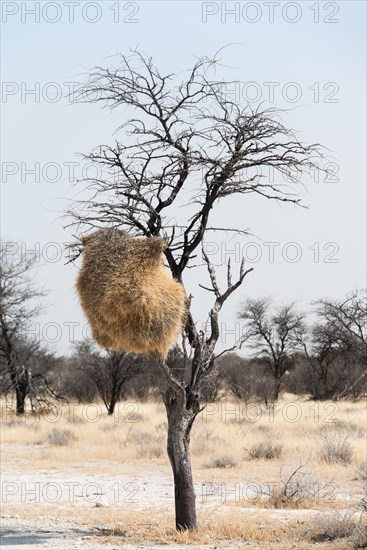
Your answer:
[76,228,186,358]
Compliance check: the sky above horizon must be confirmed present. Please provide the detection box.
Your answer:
[1,0,366,356]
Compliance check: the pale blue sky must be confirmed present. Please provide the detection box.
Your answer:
[1,1,366,354]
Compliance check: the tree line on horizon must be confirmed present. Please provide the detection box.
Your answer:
[1,244,366,415]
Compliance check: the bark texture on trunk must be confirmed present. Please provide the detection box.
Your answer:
[273,378,281,401]
[10,365,28,415]
[165,387,199,530]
[15,385,27,415]
[107,394,117,415]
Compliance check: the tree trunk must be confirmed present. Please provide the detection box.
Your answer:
[273,377,281,401]
[10,367,28,415]
[320,363,329,399]
[165,388,199,530]
[15,385,27,415]
[107,377,127,415]
[5,344,28,415]
[107,403,115,415]
[107,392,118,415]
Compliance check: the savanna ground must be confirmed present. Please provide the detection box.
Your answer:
[1,395,366,549]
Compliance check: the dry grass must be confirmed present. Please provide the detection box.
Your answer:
[350,525,367,549]
[207,455,237,468]
[47,428,78,446]
[129,430,164,458]
[1,395,366,473]
[1,395,366,549]
[354,461,367,481]
[308,511,367,548]
[1,505,360,549]
[318,425,355,465]
[245,437,283,460]
[310,511,355,541]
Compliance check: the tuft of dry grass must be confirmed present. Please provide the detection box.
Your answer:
[318,426,354,465]
[207,455,237,468]
[331,420,366,439]
[129,430,164,458]
[47,428,77,446]
[309,511,356,543]
[246,437,283,460]
[265,462,315,508]
[350,525,367,549]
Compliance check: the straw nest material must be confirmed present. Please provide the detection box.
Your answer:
[76,228,186,358]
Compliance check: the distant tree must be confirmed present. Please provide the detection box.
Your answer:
[239,298,306,400]
[0,242,47,414]
[22,347,63,412]
[297,323,350,399]
[122,359,164,400]
[298,291,367,399]
[57,353,98,404]
[316,291,367,358]
[216,352,275,405]
[74,341,141,414]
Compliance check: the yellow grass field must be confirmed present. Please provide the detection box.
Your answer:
[1,395,366,549]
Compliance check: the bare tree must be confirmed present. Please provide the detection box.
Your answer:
[298,291,367,399]
[217,353,276,405]
[298,322,350,399]
[239,298,306,400]
[67,50,324,530]
[0,242,45,414]
[21,347,64,413]
[57,346,98,404]
[316,291,367,356]
[74,341,141,415]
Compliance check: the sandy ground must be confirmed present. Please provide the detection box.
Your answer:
[0,517,224,550]
[1,399,366,549]
[0,447,361,549]
[1,447,177,549]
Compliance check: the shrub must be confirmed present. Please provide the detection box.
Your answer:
[310,511,355,542]
[100,423,119,432]
[350,525,367,549]
[208,455,236,469]
[246,438,283,460]
[262,460,317,508]
[318,430,354,465]
[128,412,144,423]
[130,431,164,458]
[47,428,77,446]
[331,420,366,439]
